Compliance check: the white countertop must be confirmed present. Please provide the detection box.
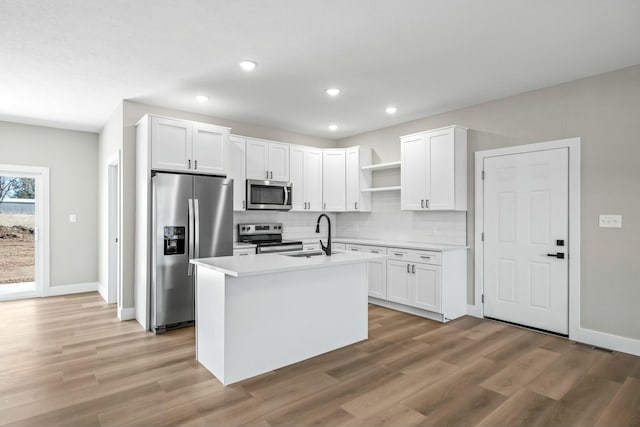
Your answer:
[191,250,388,278]
[299,237,468,251]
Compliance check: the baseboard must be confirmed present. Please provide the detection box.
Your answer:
[44,282,99,297]
[466,303,482,318]
[368,297,444,322]
[572,326,640,357]
[118,306,136,321]
[97,282,108,302]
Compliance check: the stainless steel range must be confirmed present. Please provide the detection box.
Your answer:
[237,223,303,254]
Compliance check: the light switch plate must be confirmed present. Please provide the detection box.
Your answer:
[69,214,77,223]
[599,214,622,228]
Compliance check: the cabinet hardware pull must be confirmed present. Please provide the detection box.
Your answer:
[324,202,326,210]
[371,250,379,253]
[355,202,358,210]
[412,264,416,274]
[351,248,359,251]
[407,264,410,273]
[265,171,269,179]
[194,160,198,170]
[242,200,245,209]
[421,199,424,208]
[188,159,192,169]
[421,255,431,259]
[239,253,248,256]
[426,199,429,208]
[270,171,273,179]
[394,252,404,256]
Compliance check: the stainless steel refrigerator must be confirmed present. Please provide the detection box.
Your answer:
[151,172,233,333]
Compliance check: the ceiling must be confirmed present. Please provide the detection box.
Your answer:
[1,0,640,138]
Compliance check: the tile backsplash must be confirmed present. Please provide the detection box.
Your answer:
[234,191,466,246]
[336,191,467,245]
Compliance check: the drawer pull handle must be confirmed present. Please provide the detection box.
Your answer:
[421,256,432,259]
[412,264,416,274]
[371,250,379,253]
[394,253,404,256]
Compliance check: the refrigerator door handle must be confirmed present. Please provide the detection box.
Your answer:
[188,198,194,276]
[194,198,200,259]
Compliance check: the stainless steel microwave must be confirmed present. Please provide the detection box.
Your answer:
[246,179,292,210]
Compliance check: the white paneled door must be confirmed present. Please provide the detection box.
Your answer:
[483,148,569,334]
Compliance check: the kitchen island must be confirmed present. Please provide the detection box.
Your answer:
[190,250,387,385]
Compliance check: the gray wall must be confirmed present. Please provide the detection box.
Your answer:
[0,121,99,286]
[109,100,336,310]
[337,65,640,341]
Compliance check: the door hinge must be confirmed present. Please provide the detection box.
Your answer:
[481,232,484,242]
[481,170,485,180]
[481,294,484,303]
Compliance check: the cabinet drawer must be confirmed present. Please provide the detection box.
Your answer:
[387,248,410,261]
[407,250,441,265]
[233,248,255,256]
[346,244,386,255]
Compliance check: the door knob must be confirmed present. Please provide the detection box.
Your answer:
[547,253,565,259]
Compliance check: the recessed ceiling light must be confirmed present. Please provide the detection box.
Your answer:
[239,60,257,71]
[328,124,338,131]
[195,95,209,103]
[326,88,341,97]
[385,106,397,114]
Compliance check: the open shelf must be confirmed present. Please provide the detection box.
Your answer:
[361,186,401,193]
[361,161,401,171]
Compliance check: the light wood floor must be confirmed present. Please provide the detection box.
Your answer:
[1,292,639,427]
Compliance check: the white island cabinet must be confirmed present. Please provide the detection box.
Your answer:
[190,251,387,385]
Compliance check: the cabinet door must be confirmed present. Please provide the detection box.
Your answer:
[414,263,442,313]
[305,148,323,211]
[367,258,387,299]
[151,117,192,172]
[427,129,455,210]
[401,135,428,210]
[192,124,227,175]
[322,150,346,211]
[387,260,412,305]
[345,147,360,211]
[268,142,290,181]
[246,138,269,180]
[229,136,246,211]
[289,146,306,211]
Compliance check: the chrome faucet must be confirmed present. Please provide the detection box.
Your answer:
[315,214,332,256]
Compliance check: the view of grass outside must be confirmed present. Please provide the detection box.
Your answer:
[0,176,35,285]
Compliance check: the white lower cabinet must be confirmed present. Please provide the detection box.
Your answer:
[347,244,387,298]
[337,241,467,322]
[233,248,255,256]
[387,260,412,305]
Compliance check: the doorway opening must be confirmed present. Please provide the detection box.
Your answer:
[0,165,49,300]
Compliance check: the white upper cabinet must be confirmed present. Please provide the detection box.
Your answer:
[305,148,323,211]
[192,123,227,175]
[151,117,192,172]
[289,146,306,211]
[401,125,467,211]
[322,149,346,211]
[246,138,289,181]
[268,142,290,181]
[149,116,229,175]
[229,135,246,211]
[345,146,372,212]
[291,146,323,212]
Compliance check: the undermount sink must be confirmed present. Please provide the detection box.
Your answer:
[282,250,344,258]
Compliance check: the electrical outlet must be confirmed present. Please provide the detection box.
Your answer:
[69,214,77,223]
[599,214,622,228]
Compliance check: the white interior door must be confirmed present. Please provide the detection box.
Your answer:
[483,148,569,334]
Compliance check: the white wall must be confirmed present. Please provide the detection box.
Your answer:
[97,103,123,302]
[0,120,98,288]
[337,65,640,341]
